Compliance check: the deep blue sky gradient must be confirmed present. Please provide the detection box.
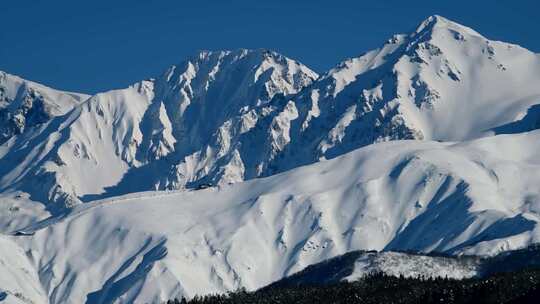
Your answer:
[1,0,538,94]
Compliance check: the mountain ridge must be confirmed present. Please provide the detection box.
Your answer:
[2,15,540,303]
[5,129,540,303]
[3,15,540,210]
[0,48,319,209]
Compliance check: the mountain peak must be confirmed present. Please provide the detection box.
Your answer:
[169,48,317,81]
[413,15,483,38]
[163,48,318,95]
[187,48,286,64]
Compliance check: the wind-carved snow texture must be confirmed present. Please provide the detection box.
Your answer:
[2,15,540,303]
[5,131,540,303]
[0,49,318,209]
[3,16,540,210]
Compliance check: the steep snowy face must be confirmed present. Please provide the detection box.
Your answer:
[4,16,540,208]
[270,15,540,171]
[0,50,318,207]
[133,17,540,190]
[0,235,47,304]
[146,49,317,162]
[0,71,88,145]
[130,50,319,192]
[10,130,540,303]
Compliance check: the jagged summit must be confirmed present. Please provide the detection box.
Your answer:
[187,48,303,64]
[3,17,540,209]
[160,48,318,105]
[0,49,319,207]
[320,15,484,81]
[277,14,540,166]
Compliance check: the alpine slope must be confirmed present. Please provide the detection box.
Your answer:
[1,15,540,303]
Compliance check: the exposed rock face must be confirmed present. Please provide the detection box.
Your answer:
[0,71,88,145]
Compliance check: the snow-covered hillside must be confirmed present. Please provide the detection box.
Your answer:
[4,130,540,303]
[0,235,46,304]
[2,16,540,209]
[2,14,540,304]
[270,15,540,171]
[0,49,318,209]
[0,71,88,145]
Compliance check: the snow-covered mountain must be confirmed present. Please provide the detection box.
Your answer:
[0,71,89,145]
[0,49,318,209]
[269,15,540,170]
[2,14,540,304]
[5,129,540,303]
[3,16,540,211]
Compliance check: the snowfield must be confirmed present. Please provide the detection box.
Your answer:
[2,16,540,210]
[3,131,540,303]
[1,15,540,303]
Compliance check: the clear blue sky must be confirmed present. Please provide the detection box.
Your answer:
[1,0,538,94]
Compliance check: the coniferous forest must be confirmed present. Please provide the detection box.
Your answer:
[166,268,540,304]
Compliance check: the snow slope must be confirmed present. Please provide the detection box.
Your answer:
[2,16,540,210]
[6,130,540,303]
[0,235,47,304]
[0,49,318,209]
[0,71,89,145]
[2,15,540,303]
[0,50,317,209]
[269,15,540,171]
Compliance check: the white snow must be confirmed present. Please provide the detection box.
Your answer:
[0,49,319,207]
[3,16,540,206]
[1,15,540,303]
[0,234,47,304]
[2,130,540,302]
[346,251,479,281]
[0,71,89,116]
